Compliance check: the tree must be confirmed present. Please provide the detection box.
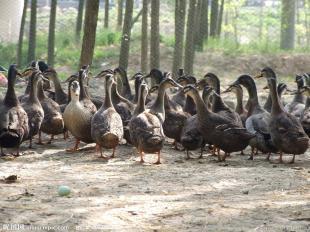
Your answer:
[118,0,134,70]
[210,0,219,37]
[184,0,197,75]
[141,0,149,72]
[194,0,202,50]
[172,0,186,75]
[104,0,109,28]
[79,0,99,67]
[150,0,160,72]
[258,0,264,41]
[280,0,296,49]
[216,0,224,37]
[197,0,209,48]
[48,0,57,67]
[75,0,84,42]
[27,0,37,63]
[117,0,124,29]
[17,0,28,67]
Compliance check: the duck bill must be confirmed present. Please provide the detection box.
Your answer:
[254,73,263,79]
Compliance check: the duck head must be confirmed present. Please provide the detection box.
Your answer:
[70,80,80,101]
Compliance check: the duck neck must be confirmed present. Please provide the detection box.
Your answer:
[191,91,209,118]
[164,92,172,110]
[50,72,67,98]
[235,89,244,114]
[111,84,120,104]
[211,79,227,112]
[306,97,310,109]
[134,89,146,115]
[37,81,47,101]
[79,73,88,100]
[150,83,167,118]
[28,78,40,104]
[104,82,113,109]
[293,88,305,104]
[268,78,283,115]
[121,72,131,97]
[4,72,19,107]
[184,95,196,114]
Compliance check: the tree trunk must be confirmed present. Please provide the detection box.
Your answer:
[79,0,100,67]
[210,0,218,37]
[280,0,296,50]
[184,0,197,75]
[258,0,264,41]
[118,0,134,70]
[172,0,186,75]
[27,0,37,63]
[150,0,160,73]
[196,0,208,50]
[48,0,57,67]
[117,0,124,29]
[141,0,149,73]
[104,0,109,28]
[75,0,84,42]
[216,0,224,37]
[17,0,28,67]
[233,7,239,47]
[194,0,202,51]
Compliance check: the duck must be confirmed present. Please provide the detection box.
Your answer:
[263,83,288,113]
[0,64,29,156]
[63,69,97,152]
[299,86,310,136]
[144,68,165,86]
[203,73,242,126]
[256,67,309,163]
[177,75,197,115]
[91,74,123,158]
[284,74,306,119]
[183,85,254,161]
[180,84,210,160]
[37,76,65,144]
[222,84,248,126]
[114,67,133,100]
[129,76,181,164]
[231,75,277,160]
[43,68,68,105]
[21,71,45,148]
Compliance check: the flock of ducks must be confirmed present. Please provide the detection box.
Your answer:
[0,61,309,165]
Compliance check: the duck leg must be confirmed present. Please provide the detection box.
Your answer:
[66,139,80,152]
[97,145,108,159]
[47,135,54,144]
[0,147,5,156]
[139,149,145,163]
[29,137,33,149]
[221,153,228,162]
[198,147,204,159]
[63,130,69,140]
[248,147,255,160]
[185,150,192,160]
[288,154,295,164]
[240,150,245,155]
[36,131,44,145]
[110,148,116,158]
[13,147,20,157]
[266,153,271,161]
[154,151,161,165]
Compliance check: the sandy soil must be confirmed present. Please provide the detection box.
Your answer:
[0,133,309,231]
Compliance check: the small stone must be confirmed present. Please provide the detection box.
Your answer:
[272,165,277,168]
[242,190,249,195]
[118,183,128,187]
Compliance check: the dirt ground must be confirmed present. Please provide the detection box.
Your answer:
[0,54,310,231]
[0,133,309,232]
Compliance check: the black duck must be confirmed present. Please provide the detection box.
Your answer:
[21,71,45,148]
[183,85,254,161]
[91,74,123,158]
[0,65,29,156]
[129,77,181,164]
[263,83,288,113]
[256,67,309,163]
[231,75,277,160]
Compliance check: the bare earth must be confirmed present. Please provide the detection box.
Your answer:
[1,54,310,231]
[0,134,309,232]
